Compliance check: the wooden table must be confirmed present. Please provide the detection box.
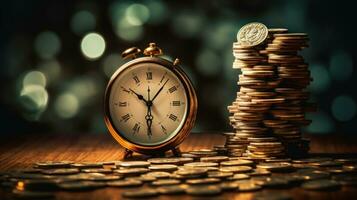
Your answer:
[1,132,357,199]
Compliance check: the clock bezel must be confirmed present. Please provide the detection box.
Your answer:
[104,56,197,155]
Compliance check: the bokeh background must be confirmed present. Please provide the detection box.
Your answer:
[1,0,356,135]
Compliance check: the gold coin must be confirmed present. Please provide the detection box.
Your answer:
[176,168,208,176]
[41,168,80,175]
[220,159,254,166]
[145,171,171,179]
[220,166,252,173]
[35,161,72,169]
[107,179,143,187]
[200,156,229,162]
[208,171,233,178]
[237,182,262,192]
[151,179,181,186]
[237,22,268,47]
[186,177,221,185]
[71,162,103,169]
[119,161,150,168]
[256,162,293,172]
[114,168,149,175]
[184,162,219,168]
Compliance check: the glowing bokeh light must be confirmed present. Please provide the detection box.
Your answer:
[19,85,48,120]
[55,92,79,119]
[23,70,46,88]
[34,31,61,59]
[68,77,100,105]
[125,4,150,26]
[80,33,106,60]
[71,10,96,35]
[331,95,357,121]
[329,51,353,81]
[115,18,144,41]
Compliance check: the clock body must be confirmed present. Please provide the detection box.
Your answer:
[104,56,197,154]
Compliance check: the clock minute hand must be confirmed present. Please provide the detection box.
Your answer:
[145,86,153,137]
[152,78,169,102]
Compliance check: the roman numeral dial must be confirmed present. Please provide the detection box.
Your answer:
[109,62,188,146]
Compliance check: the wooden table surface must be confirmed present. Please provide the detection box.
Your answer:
[1,132,357,200]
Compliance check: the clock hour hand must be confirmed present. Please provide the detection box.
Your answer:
[152,78,169,103]
[129,88,148,104]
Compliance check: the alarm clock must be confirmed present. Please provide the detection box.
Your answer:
[104,43,198,158]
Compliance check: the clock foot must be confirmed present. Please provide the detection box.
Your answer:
[123,149,133,159]
[171,147,181,157]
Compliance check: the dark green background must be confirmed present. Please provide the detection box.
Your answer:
[0,0,356,135]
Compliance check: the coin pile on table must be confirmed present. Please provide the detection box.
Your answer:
[227,22,315,160]
[1,155,356,199]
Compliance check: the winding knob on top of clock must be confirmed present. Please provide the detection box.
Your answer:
[143,43,163,57]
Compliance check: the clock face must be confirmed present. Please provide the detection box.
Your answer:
[108,62,188,146]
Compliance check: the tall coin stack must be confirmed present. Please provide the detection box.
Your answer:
[227,22,314,160]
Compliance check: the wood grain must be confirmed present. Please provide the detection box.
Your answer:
[0,132,357,199]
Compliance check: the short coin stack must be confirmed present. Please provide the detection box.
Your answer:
[227,22,314,160]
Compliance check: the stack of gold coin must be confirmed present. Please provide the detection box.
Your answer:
[227,22,314,160]
[263,31,314,157]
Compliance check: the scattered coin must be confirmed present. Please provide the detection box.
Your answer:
[186,178,221,185]
[148,164,177,171]
[256,162,293,172]
[41,168,80,175]
[208,171,234,179]
[220,166,252,173]
[220,159,253,166]
[151,179,181,186]
[200,156,229,162]
[35,161,72,169]
[145,171,171,179]
[71,162,103,169]
[119,161,150,168]
[147,157,193,165]
[184,162,219,168]
[107,179,143,187]
[114,168,149,176]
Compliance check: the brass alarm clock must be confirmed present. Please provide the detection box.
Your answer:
[104,43,198,158]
